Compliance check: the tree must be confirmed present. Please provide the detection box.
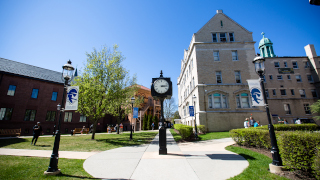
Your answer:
[153,115,159,129]
[143,113,148,130]
[73,45,134,139]
[172,110,180,124]
[163,97,177,122]
[310,100,320,120]
[147,114,152,130]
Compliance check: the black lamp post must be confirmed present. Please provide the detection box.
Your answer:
[44,60,74,175]
[130,96,135,141]
[253,55,282,167]
[193,94,198,139]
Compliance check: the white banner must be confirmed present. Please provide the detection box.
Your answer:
[247,79,264,106]
[65,86,79,110]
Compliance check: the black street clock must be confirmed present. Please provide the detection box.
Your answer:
[151,71,172,99]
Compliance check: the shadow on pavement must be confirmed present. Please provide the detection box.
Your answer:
[206,153,254,160]
[57,173,100,179]
[0,138,27,148]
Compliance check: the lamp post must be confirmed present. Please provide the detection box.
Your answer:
[193,94,198,139]
[45,60,74,175]
[253,55,282,167]
[130,96,135,141]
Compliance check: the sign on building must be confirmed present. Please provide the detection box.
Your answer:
[133,107,139,118]
[278,68,294,74]
[65,86,79,110]
[189,106,194,116]
[247,79,264,106]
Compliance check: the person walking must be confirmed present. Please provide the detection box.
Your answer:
[244,118,249,128]
[249,117,256,127]
[31,122,43,145]
[115,124,118,133]
[151,122,155,130]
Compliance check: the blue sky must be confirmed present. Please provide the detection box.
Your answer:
[1,0,319,105]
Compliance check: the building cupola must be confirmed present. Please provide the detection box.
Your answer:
[259,32,276,57]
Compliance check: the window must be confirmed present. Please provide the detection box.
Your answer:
[277,75,283,80]
[229,33,234,41]
[272,89,276,96]
[269,75,273,80]
[208,93,228,108]
[220,20,223,27]
[189,65,191,75]
[265,89,269,98]
[287,75,291,80]
[51,92,58,101]
[191,59,193,69]
[24,110,36,121]
[192,77,195,89]
[284,104,291,115]
[290,89,295,95]
[183,106,186,117]
[220,33,226,42]
[213,51,220,61]
[31,89,39,99]
[300,89,306,98]
[305,61,310,68]
[45,111,56,121]
[0,108,13,120]
[263,75,266,82]
[280,89,286,95]
[236,93,251,108]
[64,112,72,122]
[307,75,313,82]
[216,71,222,83]
[311,89,318,98]
[292,62,298,69]
[232,51,238,61]
[7,85,16,96]
[274,62,280,68]
[284,62,288,67]
[235,71,241,83]
[212,33,217,42]
[80,115,87,122]
[296,75,302,82]
[304,104,311,114]
[186,102,189,116]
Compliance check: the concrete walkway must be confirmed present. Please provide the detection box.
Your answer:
[83,130,249,180]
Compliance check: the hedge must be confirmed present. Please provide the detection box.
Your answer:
[312,146,320,180]
[230,128,271,148]
[174,124,193,139]
[197,125,206,134]
[255,124,319,131]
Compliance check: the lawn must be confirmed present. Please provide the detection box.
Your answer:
[0,155,94,180]
[226,146,289,180]
[198,131,230,140]
[0,132,158,152]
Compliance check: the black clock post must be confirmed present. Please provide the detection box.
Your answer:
[151,71,172,155]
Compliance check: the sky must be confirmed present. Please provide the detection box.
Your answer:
[1,0,319,106]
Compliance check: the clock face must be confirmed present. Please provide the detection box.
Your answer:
[154,79,169,94]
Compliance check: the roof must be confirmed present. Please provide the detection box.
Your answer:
[137,84,151,91]
[0,57,64,84]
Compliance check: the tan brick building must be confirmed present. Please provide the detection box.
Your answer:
[178,10,267,132]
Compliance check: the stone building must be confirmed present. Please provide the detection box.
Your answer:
[178,10,267,132]
[259,34,320,124]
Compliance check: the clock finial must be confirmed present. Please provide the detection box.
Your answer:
[160,70,163,77]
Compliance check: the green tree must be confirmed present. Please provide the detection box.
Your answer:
[310,100,320,121]
[147,115,152,130]
[73,45,133,139]
[153,115,159,129]
[172,110,180,124]
[143,113,148,130]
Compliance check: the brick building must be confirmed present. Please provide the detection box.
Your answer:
[0,58,120,135]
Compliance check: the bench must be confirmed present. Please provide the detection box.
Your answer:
[0,129,21,137]
[73,128,89,135]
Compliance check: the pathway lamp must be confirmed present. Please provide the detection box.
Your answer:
[252,55,283,168]
[192,94,198,139]
[130,96,135,141]
[45,60,74,175]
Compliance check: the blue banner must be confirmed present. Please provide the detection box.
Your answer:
[133,107,139,118]
[189,106,194,116]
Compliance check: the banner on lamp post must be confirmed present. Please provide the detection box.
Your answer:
[65,86,79,110]
[133,107,139,118]
[247,79,264,106]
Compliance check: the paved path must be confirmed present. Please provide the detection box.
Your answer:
[83,130,249,180]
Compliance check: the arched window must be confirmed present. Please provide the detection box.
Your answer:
[208,93,228,108]
[236,93,251,108]
[183,106,186,117]
[186,102,189,116]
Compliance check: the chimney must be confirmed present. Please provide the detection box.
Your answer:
[216,10,223,14]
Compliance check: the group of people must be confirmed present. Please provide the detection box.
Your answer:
[244,117,260,128]
[107,123,123,133]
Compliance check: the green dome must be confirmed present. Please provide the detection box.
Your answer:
[259,32,273,48]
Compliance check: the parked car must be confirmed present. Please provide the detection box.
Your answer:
[293,118,315,124]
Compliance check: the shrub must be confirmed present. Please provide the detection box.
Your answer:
[312,146,320,180]
[229,128,271,148]
[197,125,206,134]
[278,131,320,172]
[174,124,193,139]
[256,124,319,131]
[143,114,147,130]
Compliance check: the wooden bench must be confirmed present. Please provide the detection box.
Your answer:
[73,128,89,135]
[0,129,21,137]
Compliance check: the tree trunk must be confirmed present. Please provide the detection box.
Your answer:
[91,120,98,140]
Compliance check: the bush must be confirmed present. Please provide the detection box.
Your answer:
[229,128,271,148]
[197,125,206,134]
[312,146,320,180]
[256,124,319,131]
[174,124,193,139]
[278,131,320,172]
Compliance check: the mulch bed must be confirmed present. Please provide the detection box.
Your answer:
[232,144,316,180]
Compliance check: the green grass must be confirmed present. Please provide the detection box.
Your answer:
[226,146,289,180]
[198,131,230,141]
[0,132,158,152]
[169,129,182,142]
[0,155,95,179]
